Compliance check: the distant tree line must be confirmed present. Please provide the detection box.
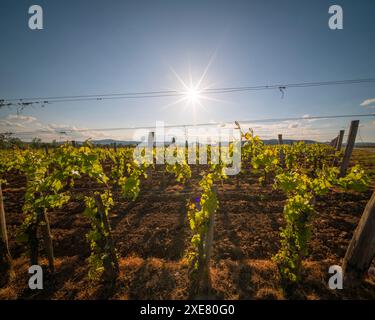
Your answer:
[0,133,59,150]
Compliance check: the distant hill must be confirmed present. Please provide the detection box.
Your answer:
[91,138,319,146]
[352,142,375,148]
[91,139,140,146]
[67,139,375,147]
[262,139,317,145]
[13,138,375,148]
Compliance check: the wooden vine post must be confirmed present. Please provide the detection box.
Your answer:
[234,124,242,189]
[27,214,40,267]
[197,142,200,175]
[332,130,345,166]
[203,189,215,291]
[278,134,285,168]
[343,191,375,286]
[184,126,189,158]
[38,208,55,273]
[236,169,240,189]
[94,194,119,283]
[199,186,217,297]
[339,120,359,177]
[330,136,338,148]
[0,183,13,285]
[336,130,345,151]
[148,131,155,182]
[190,185,217,298]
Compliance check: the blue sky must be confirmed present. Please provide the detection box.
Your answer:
[0,0,374,142]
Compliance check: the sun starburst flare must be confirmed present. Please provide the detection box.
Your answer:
[163,53,228,122]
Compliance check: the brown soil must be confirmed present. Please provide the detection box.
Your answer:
[1,149,375,300]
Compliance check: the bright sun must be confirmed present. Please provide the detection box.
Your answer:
[184,87,202,104]
[165,54,225,120]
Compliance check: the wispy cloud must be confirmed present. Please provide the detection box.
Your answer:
[360,98,375,107]
[0,114,125,142]
[7,114,37,123]
[301,114,319,122]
